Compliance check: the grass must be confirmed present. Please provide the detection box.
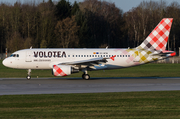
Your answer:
[1,60,180,78]
[0,91,180,118]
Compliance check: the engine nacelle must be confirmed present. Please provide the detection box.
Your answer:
[52,65,79,77]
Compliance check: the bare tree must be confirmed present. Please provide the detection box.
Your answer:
[55,16,79,48]
[6,32,24,52]
[24,37,32,49]
[166,2,180,51]
[38,0,56,48]
[79,0,123,48]
[124,1,168,47]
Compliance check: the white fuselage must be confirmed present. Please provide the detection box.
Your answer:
[3,48,148,70]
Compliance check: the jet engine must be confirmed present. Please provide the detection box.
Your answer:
[52,65,79,76]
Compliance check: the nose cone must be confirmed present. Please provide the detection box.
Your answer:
[2,59,8,67]
[2,58,11,68]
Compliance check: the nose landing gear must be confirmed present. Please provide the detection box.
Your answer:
[26,69,31,80]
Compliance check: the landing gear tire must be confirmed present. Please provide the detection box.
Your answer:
[82,74,90,80]
[26,75,31,80]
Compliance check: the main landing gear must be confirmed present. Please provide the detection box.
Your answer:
[26,69,31,80]
[82,70,90,80]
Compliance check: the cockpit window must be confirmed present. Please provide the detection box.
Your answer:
[10,54,19,57]
[10,54,14,57]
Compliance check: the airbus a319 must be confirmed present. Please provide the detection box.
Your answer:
[3,18,176,80]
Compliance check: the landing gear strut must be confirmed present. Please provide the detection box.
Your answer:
[82,70,90,80]
[26,69,31,80]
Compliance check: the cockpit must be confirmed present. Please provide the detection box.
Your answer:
[10,54,19,57]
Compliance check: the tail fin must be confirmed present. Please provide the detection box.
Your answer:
[137,18,173,51]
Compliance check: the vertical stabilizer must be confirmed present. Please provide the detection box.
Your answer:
[137,18,173,51]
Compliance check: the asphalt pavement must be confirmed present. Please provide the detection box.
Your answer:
[1,77,180,95]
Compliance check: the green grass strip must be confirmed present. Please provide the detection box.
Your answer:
[0,91,180,118]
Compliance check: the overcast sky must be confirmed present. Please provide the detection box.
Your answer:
[1,0,180,12]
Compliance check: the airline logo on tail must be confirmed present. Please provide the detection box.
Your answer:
[137,18,173,51]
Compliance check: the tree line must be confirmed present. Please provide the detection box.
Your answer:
[0,0,179,54]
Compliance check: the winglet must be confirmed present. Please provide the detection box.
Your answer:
[110,55,116,61]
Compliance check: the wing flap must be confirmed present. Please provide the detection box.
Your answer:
[59,57,107,66]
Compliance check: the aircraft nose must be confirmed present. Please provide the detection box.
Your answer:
[2,58,16,68]
[2,59,7,66]
[2,58,9,67]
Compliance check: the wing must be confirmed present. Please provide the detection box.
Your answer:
[58,56,116,70]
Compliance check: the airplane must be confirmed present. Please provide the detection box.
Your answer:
[2,18,176,80]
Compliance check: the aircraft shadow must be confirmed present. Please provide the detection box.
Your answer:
[48,76,180,80]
